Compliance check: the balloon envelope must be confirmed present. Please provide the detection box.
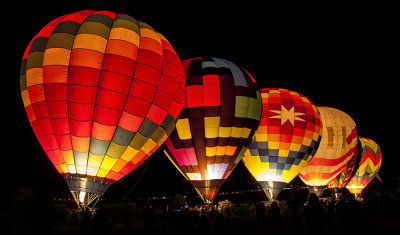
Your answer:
[20,10,185,205]
[163,57,262,202]
[242,88,322,199]
[299,107,358,186]
[346,137,382,194]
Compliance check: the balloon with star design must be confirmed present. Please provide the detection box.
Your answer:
[242,88,322,199]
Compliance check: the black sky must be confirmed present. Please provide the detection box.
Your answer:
[2,3,398,203]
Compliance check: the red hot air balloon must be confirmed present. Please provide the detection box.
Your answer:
[20,10,185,207]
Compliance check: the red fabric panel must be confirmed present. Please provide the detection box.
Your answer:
[68,66,101,86]
[129,79,157,102]
[95,88,126,110]
[68,103,94,121]
[102,54,136,77]
[118,111,144,132]
[124,96,151,118]
[99,71,132,94]
[69,120,91,137]
[44,84,67,101]
[47,101,68,118]
[133,63,161,87]
[146,105,167,125]
[68,84,98,104]
[93,106,122,126]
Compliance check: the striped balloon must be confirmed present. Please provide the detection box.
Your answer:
[346,137,382,194]
[299,107,358,186]
[20,10,185,205]
[163,57,262,202]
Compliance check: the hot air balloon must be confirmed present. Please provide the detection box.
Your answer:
[242,88,322,200]
[299,107,358,195]
[20,10,185,207]
[163,57,262,202]
[346,137,382,195]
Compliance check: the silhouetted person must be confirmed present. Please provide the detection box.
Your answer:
[301,193,326,235]
[335,195,346,232]
[255,202,266,224]
[326,198,336,231]
[270,201,283,235]
[288,190,305,235]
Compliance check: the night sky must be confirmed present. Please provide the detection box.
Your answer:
[2,3,397,205]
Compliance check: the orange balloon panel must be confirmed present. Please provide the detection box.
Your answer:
[20,10,185,197]
[299,107,357,186]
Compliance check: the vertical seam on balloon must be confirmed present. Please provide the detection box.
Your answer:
[65,11,95,180]
[87,13,128,181]
[222,59,249,177]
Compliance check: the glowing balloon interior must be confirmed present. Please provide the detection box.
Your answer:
[20,10,185,206]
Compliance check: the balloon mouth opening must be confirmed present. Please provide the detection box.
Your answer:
[71,191,100,208]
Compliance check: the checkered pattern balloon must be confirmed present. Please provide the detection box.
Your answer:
[163,57,262,201]
[20,10,185,202]
[242,88,322,185]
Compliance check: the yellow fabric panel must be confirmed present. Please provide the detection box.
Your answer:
[218,127,231,138]
[43,48,71,66]
[204,117,220,138]
[121,146,139,162]
[268,141,280,149]
[231,127,243,138]
[88,153,104,168]
[156,133,168,146]
[206,147,216,157]
[256,133,268,142]
[142,138,157,154]
[290,143,301,151]
[187,173,202,181]
[26,68,43,87]
[100,156,117,171]
[96,169,108,178]
[87,167,98,176]
[278,149,289,157]
[59,164,68,173]
[72,33,108,53]
[241,128,252,138]
[108,27,140,46]
[216,146,227,156]
[61,150,74,165]
[176,118,192,140]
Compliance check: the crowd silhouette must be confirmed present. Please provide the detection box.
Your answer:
[9,190,375,235]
